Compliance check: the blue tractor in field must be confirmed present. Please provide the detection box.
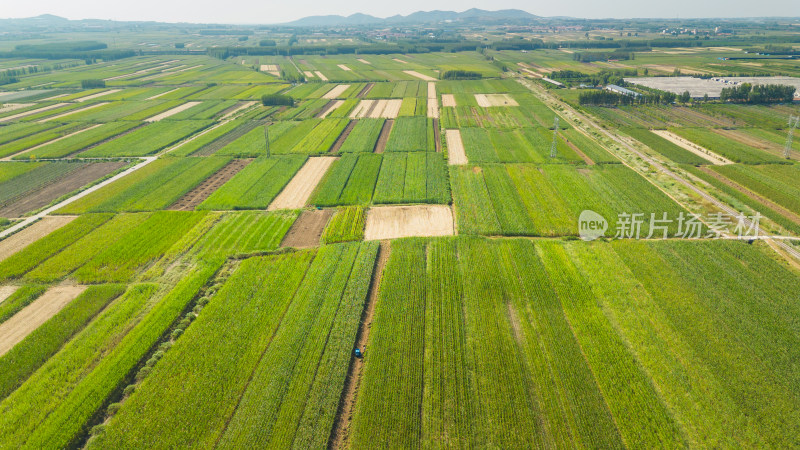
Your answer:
[354,348,363,358]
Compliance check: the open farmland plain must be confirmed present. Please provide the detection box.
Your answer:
[0,21,799,449]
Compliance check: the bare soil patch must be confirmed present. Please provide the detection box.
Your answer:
[0,216,76,262]
[145,88,179,100]
[562,136,595,165]
[403,70,436,81]
[330,240,390,449]
[364,205,454,240]
[330,120,356,153]
[337,64,352,71]
[377,99,402,118]
[713,128,782,155]
[324,85,352,100]
[314,71,329,81]
[317,100,345,119]
[268,157,337,211]
[393,58,409,64]
[445,129,467,165]
[474,93,518,107]
[145,101,201,122]
[0,161,127,218]
[5,124,103,161]
[374,119,393,153]
[357,58,371,65]
[279,209,334,248]
[0,286,19,305]
[441,94,457,107]
[220,101,258,120]
[168,159,253,211]
[0,285,87,356]
[75,89,121,102]
[651,130,733,165]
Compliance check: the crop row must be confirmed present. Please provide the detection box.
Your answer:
[321,206,366,244]
[198,156,306,210]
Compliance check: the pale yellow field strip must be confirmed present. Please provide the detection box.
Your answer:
[393,58,409,64]
[220,101,258,120]
[428,98,439,119]
[144,101,202,122]
[75,89,122,102]
[364,205,454,241]
[260,64,279,72]
[0,103,68,123]
[0,103,34,113]
[304,71,315,78]
[349,99,374,119]
[145,88,180,100]
[427,82,437,99]
[474,93,519,107]
[357,58,371,65]
[650,130,733,165]
[403,70,436,81]
[441,94,456,107]
[39,102,109,123]
[267,157,337,211]
[337,64,352,71]
[0,216,77,262]
[0,285,88,356]
[323,84,351,99]
[445,129,468,165]
[314,71,329,81]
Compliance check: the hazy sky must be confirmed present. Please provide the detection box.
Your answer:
[3,0,799,24]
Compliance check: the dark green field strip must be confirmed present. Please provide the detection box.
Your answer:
[385,116,431,152]
[338,118,384,153]
[91,242,377,448]
[0,285,126,400]
[13,121,142,159]
[350,237,800,448]
[0,214,113,281]
[59,157,230,213]
[460,126,580,163]
[450,163,685,236]
[312,152,450,206]
[0,123,83,158]
[669,127,785,164]
[79,120,212,157]
[190,210,298,259]
[0,122,60,147]
[708,164,800,216]
[198,156,306,210]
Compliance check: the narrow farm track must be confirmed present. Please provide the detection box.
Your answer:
[0,156,156,240]
[432,119,441,152]
[357,83,375,98]
[330,240,390,450]
[517,77,800,263]
[168,159,252,211]
[330,120,356,154]
[373,119,393,153]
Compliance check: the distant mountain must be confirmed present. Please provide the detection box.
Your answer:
[285,9,538,27]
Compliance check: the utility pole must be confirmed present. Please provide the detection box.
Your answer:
[550,116,560,158]
[785,115,799,160]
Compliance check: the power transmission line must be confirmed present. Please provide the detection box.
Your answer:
[785,115,799,160]
[550,116,559,159]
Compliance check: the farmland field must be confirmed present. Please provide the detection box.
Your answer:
[0,18,798,449]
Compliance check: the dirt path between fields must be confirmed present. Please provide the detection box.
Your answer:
[0,285,87,356]
[0,103,68,123]
[330,120,356,153]
[364,205,454,240]
[445,129,467,165]
[356,83,374,98]
[317,100,345,119]
[0,161,127,218]
[279,209,334,248]
[0,216,77,262]
[0,286,19,305]
[651,129,733,165]
[698,166,800,226]
[373,119,393,153]
[330,240,390,449]
[168,159,252,211]
[268,157,337,211]
[562,136,595,165]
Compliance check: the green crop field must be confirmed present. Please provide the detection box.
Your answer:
[0,18,798,449]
